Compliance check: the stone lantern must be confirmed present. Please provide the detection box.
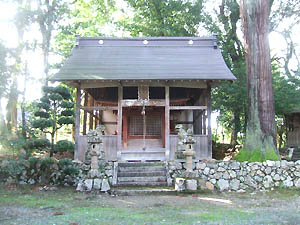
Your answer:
[183,128,196,172]
[86,125,105,178]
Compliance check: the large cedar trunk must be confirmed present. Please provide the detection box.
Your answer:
[240,0,278,155]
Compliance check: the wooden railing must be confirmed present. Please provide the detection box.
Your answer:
[169,135,209,160]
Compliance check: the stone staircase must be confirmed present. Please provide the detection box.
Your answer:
[117,162,168,186]
[291,147,300,161]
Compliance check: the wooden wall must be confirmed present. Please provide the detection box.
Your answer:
[169,135,210,160]
[77,135,118,162]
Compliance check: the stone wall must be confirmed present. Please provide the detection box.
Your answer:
[0,158,115,193]
[168,160,300,192]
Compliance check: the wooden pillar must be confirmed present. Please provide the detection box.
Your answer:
[82,92,88,135]
[122,115,128,148]
[162,115,165,148]
[207,83,212,158]
[165,86,170,160]
[117,86,123,160]
[89,96,94,131]
[74,87,81,160]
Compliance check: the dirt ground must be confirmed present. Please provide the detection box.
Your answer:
[0,185,299,225]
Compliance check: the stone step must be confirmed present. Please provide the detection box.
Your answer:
[118,171,166,177]
[118,166,166,173]
[111,187,176,196]
[116,181,168,187]
[118,162,165,167]
[118,176,166,183]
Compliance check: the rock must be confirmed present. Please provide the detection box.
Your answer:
[230,162,240,170]
[217,179,229,191]
[283,177,293,187]
[273,174,281,181]
[93,179,102,190]
[295,179,300,188]
[105,170,113,177]
[27,178,35,185]
[281,160,288,168]
[263,175,273,188]
[183,171,198,178]
[101,179,110,192]
[230,179,240,191]
[214,172,222,180]
[167,177,173,187]
[186,179,197,191]
[265,167,272,175]
[250,164,259,170]
[206,162,218,169]
[237,189,246,193]
[175,178,185,191]
[84,179,93,191]
[254,176,263,182]
[266,160,275,167]
[217,167,225,172]
[256,170,264,177]
[244,177,257,188]
[203,167,210,175]
[209,169,215,175]
[222,172,230,180]
[229,170,237,178]
[206,181,215,191]
[196,162,206,170]
[210,178,216,184]
[175,161,183,170]
[295,172,300,177]
[88,169,102,178]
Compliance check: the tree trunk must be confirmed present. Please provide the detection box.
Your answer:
[240,0,278,156]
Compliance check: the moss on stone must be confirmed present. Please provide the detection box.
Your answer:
[234,148,280,162]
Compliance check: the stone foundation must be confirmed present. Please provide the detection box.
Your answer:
[168,160,300,192]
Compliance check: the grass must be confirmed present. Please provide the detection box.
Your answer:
[0,184,300,225]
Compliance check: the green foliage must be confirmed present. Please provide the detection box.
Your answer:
[32,85,75,157]
[62,167,79,176]
[58,158,73,168]
[60,101,74,109]
[34,111,50,118]
[54,0,116,58]
[121,0,204,36]
[0,157,28,181]
[40,157,56,171]
[28,157,40,168]
[32,118,52,129]
[55,140,75,154]
[234,149,280,162]
[0,134,27,154]
[57,117,74,125]
[37,102,50,110]
[26,138,50,151]
[61,109,74,117]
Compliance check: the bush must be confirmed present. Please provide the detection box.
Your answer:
[40,157,56,171]
[55,140,75,154]
[58,158,73,168]
[27,138,50,151]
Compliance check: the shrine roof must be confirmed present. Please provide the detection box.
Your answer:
[50,36,236,82]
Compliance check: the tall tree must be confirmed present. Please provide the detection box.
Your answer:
[240,0,278,158]
[204,0,247,145]
[120,0,204,36]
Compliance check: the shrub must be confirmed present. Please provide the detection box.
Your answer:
[40,157,56,171]
[58,158,73,168]
[26,138,50,151]
[55,140,75,154]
